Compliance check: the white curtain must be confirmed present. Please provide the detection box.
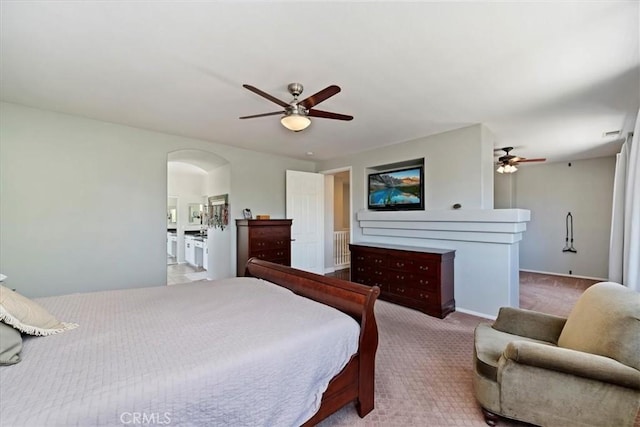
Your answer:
[609,109,640,291]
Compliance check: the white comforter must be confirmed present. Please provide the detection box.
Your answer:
[0,278,360,426]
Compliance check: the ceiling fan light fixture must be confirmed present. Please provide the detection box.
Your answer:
[281,113,311,132]
[497,164,518,173]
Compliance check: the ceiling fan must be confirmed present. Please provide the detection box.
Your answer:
[495,147,546,173]
[239,83,353,132]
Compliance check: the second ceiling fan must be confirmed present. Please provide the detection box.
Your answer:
[495,147,546,173]
[239,83,353,132]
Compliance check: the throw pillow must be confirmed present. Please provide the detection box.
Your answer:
[0,321,22,365]
[0,285,78,336]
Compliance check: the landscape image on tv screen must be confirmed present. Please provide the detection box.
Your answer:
[368,167,423,209]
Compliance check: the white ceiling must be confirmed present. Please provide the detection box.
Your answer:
[1,1,638,163]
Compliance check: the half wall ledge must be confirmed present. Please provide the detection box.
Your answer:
[355,209,531,318]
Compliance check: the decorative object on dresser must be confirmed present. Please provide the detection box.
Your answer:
[350,242,455,318]
[236,219,292,276]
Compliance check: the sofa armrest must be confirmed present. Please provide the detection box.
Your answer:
[492,307,566,343]
[503,340,640,390]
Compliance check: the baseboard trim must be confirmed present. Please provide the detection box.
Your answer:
[455,307,496,320]
[520,269,606,281]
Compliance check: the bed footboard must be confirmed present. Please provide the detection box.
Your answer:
[244,258,380,424]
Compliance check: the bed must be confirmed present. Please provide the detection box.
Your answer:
[0,259,380,426]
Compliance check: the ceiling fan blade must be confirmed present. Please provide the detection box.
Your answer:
[517,158,546,163]
[242,85,289,108]
[308,109,353,121]
[239,111,284,119]
[299,85,341,109]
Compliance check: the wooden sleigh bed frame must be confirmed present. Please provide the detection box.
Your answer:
[244,258,381,425]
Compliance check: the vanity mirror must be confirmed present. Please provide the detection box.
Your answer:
[167,197,178,227]
[188,203,204,225]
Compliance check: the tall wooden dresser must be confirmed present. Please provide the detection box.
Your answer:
[236,219,292,276]
[350,242,455,318]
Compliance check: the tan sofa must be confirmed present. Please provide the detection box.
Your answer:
[473,282,640,426]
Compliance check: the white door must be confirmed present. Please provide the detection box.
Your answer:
[286,170,324,274]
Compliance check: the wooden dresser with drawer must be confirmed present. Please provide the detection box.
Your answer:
[236,219,292,276]
[349,242,455,318]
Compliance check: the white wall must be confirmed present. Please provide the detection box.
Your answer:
[318,124,494,242]
[168,163,206,196]
[480,124,496,209]
[494,173,515,209]
[206,163,231,197]
[333,176,345,230]
[205,163,233,279]
[323,175,335,272]
[0,102,314,297]
[333,174,350,230]
[496,157,616,279]
[342,181,350,229]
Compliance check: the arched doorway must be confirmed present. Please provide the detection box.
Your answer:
[166,149,231,284]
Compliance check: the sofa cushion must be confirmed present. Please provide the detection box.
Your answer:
[474,323,554,382]
[558,282,640,370]
[492,307,566,344]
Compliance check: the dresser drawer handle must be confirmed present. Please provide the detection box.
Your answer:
[419,293,428,299]
[419,279,429,285]
[395,287,405,293]
[396,275,404,280]
[419,265,429,271]
[395,262,404,267]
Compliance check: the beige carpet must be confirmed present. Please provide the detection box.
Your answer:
[319,301,513,427]
[319,273,639,427]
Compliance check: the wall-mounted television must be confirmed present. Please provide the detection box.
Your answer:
[368,166,424,210]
